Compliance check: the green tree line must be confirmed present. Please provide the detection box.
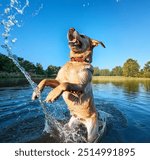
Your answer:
[1,53,150,78]
[0,54,60,78]
[93,58,150,78]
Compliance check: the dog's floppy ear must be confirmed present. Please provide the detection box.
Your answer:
[91,39,106,48]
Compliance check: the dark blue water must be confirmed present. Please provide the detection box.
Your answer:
[0,81,150,143]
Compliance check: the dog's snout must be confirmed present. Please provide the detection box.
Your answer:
[69,28,75,32]
[68,28,76,41]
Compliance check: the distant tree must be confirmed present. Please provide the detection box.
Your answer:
[99,69,110,76]
[20,60,36,73]
[18,57,24,62]
[36,63,45,75]
[111,66,123,76]
[139,69,144,77]
[0,53,61,78]
[93,67,100,76]
[46,65,60,77]
[123,59,140,77]
[0,53,19,72]
[143,61,150,78]
[0,54,37,75]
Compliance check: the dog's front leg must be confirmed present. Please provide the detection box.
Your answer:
[32,79,60,100]
[45,82,86,103]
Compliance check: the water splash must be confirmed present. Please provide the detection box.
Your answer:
[32,3,43,17]
[82,2,90,8]
[0,0,64,141]
[10,0,29,15]
[0,0,29,46]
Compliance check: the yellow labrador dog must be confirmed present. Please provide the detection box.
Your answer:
[32,28,105,142]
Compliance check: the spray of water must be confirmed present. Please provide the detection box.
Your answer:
[32,3,43,17]
[0,0,65,141]
[0,0,107,143]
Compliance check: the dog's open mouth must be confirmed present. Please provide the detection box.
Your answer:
[69,39,81,46]
[68,28,82,47]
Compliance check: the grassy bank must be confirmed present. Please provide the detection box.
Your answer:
[1,76,150,87]
[0,78,43,87]
[92,76,150,83]
[0,77,55,87]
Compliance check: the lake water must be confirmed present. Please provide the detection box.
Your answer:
[0,81,150,143]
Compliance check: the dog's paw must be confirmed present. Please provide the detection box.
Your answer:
[32,87,41,100]
[45,87,62,103]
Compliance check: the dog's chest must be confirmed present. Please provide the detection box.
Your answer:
[56,62,93,83]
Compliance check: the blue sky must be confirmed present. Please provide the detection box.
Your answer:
[1,0,150,70]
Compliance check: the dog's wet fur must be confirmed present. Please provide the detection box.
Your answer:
[32,28,105,142]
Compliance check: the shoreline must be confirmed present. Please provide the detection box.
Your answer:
[92,76,150,83]
[0,76,150,87]
[0,77,54,87]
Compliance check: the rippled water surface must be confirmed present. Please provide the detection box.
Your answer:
[0,81,150,143]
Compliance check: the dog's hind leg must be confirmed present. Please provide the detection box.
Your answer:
[83,116,99,143]
[67,116,80,129]
[64,115,81,128]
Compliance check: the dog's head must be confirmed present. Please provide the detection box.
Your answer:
[68,28,105,63]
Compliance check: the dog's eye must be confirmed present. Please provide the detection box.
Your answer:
[80,35,85,38]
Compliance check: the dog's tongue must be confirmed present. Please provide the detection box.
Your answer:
[69,39,76,43]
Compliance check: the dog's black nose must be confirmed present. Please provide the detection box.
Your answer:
[69,28,75,32]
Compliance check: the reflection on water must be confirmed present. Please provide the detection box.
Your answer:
[93,80,150,142]
[113,80,150,93]
[142,81,150,92]
[112,81,139,93]
[0,80,150,143]
[93,80,150,93]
